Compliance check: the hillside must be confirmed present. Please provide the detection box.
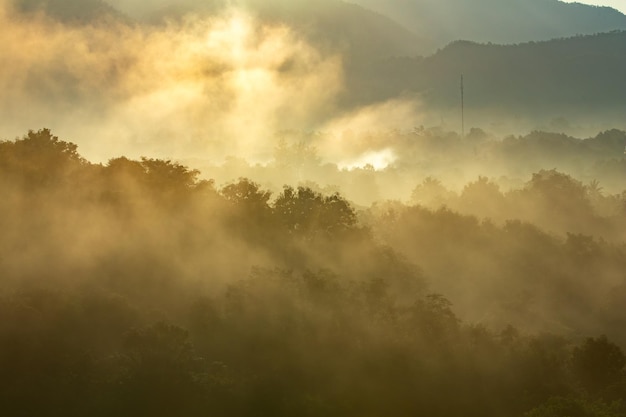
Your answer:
[138,0,431,60]
[15,0,434,61]
[4,0,626,139]
[343,30,626,129]
[351,0,626,49]
[4,1,626,414]
[251,0,430,61]
[2,129,626,416]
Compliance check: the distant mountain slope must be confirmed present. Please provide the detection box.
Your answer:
[350,0,626,49]
[343,30,626,124]
[9,0,429,58]
[252,1,430,61]
[139,0,430,60]
[8,0,625,131]
[13,0,125,23]
[423,31,626,110]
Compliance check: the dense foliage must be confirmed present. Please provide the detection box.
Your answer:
[1,129,626,416]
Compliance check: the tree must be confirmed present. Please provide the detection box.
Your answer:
[220,179,274,236]
[525,396,625,417]
[272,137,321,178]
[140,158,199,191]
[0,129,84,188]
[458,176,505,219]
[571,336,626,395]
[273,186,357,237]
[221,178,271,209]
[526,169,589,209]
[410,177,456,209]
[118,323,205,416]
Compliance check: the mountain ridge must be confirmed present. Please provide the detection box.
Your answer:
[349,0,626,50]
[340,29,626,132]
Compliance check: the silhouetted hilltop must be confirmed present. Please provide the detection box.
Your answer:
[345,30,626,123]
[4,0,625,143]
[255,0,429,61]
[352,0,626,49]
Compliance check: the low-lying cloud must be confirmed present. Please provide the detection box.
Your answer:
[0,1,346,162]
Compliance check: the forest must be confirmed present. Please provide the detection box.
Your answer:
[3,0,626,415]
[2,128,626,416]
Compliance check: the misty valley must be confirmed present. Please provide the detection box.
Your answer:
[2,127,626,416]
[2,0,626,416]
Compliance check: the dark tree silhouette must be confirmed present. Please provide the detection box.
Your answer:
[572,336,626,395]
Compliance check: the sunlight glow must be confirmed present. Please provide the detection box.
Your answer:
[339,148,397,171]
[204,12,252,64]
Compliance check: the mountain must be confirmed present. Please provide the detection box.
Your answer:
[8,0,626,132]
[137,0,431,60]
[13,0,126,23]
[10,0,428,58]
[343,30,626,129]
[349,0,626,49]
[249,0,431,61]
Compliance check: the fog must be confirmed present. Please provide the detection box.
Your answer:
[2,128,626,416]
[2,1,626,416]
[1,0,623,174]
[0,0,347,162]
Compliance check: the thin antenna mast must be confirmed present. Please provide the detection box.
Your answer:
[461,74,465,138]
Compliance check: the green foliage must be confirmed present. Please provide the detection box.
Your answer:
[1,130,626,416]
[0,128,84,188]
[572,336,626,395]
[410,176,456,208]
[274,186,357,237]
[221,178,272,208]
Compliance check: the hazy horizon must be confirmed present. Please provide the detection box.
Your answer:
[563,0,626,14]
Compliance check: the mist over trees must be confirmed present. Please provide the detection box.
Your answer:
[194,127,626,212]
[4,0,626,143]
[2,129,626,416]
[3,1,626,415]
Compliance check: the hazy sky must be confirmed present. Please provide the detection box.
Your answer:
[564,0,626,14]
[103,0,626,17]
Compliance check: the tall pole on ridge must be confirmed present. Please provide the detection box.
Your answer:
[461,74,465,139]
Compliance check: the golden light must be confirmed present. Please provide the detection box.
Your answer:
[339,148,397,171]
[204,11,252,65]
